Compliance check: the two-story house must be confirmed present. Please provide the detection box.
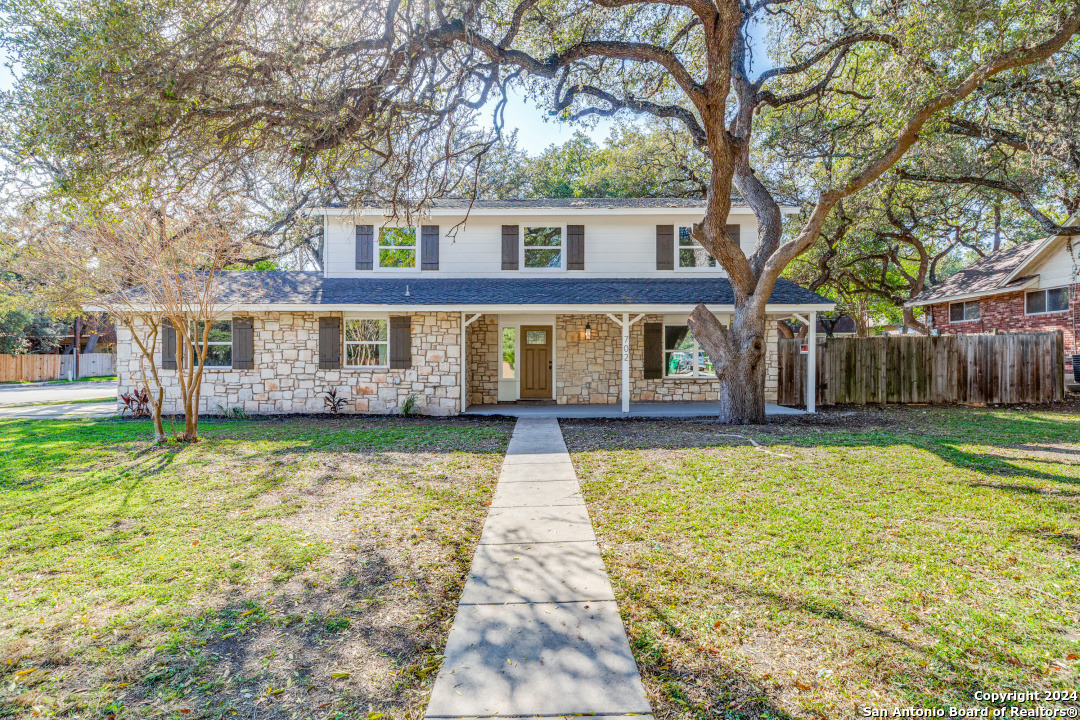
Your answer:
[115,198,833,415]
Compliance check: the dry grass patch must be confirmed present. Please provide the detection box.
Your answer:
[0,416,512,719]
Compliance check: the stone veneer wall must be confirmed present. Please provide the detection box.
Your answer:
[116,311,463,416]
[555,314,621,404]
[554,313,780,404]
[926,283,1080,376]
[466,314,500,406]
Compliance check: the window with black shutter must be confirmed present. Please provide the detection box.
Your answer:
[319,316,341,368]
[389,316,412,369]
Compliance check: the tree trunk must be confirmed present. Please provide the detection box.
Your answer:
[152,386,166,444]
[180,390,199,442]
[689,303,768,425]
[717,349,767,424]
[902,305,927,334]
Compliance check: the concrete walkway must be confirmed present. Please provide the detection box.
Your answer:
[425,417,652,719]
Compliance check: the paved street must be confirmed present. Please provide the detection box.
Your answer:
[0,379,118,407]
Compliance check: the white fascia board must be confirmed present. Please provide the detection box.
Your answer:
[904,277,1039,308]
[219,301,836,314]
[1001,213,1080,285]
[310,205,800,217]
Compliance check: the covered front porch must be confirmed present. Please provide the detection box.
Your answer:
[461,307,823,414]
[463,401,807,418]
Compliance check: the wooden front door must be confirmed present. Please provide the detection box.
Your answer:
[520,325,553,399]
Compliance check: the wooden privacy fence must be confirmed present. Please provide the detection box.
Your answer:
[60,353,117,379]
[778,332,1065,407]
[0,354,62,383]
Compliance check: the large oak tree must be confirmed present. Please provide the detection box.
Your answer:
[3,0,1079,421]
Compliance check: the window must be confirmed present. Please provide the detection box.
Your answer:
[664,325,714,378]
[949,300,980,322]
[1025,287,1069,315]
[678,226,716,268]
[501,327,516,379]
[195,319,232,367]
[345,318,388,367]
[378,227,417,269]
[526,329,548,344]
[523,227,562,269]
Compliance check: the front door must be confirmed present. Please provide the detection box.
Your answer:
[520,325,553,399]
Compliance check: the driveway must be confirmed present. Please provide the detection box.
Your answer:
[0,379,118,407]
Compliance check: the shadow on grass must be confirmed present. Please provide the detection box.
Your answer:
[0,538,469,718]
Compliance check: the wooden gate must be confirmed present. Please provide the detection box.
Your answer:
[777,332,1065,407]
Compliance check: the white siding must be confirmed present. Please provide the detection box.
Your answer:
[324,211,760,278]
[1033,239,1080,288]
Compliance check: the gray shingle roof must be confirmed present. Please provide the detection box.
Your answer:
[322,197,750,210]
[212,272,830,306]
[907,242,1041,305]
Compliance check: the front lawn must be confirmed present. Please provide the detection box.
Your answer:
[564,407,1080,718]
[0,417,511,718]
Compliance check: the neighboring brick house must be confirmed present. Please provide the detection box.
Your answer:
[906,225,1080,381]
[114,198,834,415]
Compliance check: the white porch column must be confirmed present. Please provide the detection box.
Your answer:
[460,311,466,414]
[806,310,817,414]
[621,312,631,414]
[460,313,483,413]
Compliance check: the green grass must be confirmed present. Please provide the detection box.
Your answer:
[0,375,116,385]
[564,407,1080,719]
[0,416,511,718]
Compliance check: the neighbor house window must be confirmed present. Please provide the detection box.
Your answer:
[664,325,714,378]
[345,318,389,366]
[378,227,417,269]
[501,327,516,379]
[1025,287,1069,315]
[949,300,980,322]
[678,226,716,268]
[523,227,562,269]
[195,319,232,367]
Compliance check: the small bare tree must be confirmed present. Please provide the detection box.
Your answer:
[13,199,243,443]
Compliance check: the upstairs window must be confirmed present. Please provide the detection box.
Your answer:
[664,325,714,378]
[678,226,716,268]
[378,227,417,269]
[523,227,562,269]
[195,319,232,367]
[345,318,389,367]
[1025,287,1069,315]
[949,300,980,322]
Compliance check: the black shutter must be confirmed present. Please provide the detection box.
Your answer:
[232,316,254,369]
[656,225,674,270]
[643,322,663,379]
[318,316,341,369]
[161,318,177,369]
[355,225,374,270]
[501,225,519,270]
[726,223,741,249]
[389,316,412,369]
[567,224,585,270]
[421,225,440,270]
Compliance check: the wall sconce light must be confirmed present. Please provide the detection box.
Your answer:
[584,322,592,340]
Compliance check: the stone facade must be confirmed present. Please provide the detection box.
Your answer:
[926,283,1079,377]
[466,314,500,405]
[116,311,462,416]
[552,313,780,404]
[117,309,785,416]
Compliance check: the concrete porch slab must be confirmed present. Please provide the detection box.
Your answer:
[464,401,806,418]
[425,601,651,717]
[459,541,615,604]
